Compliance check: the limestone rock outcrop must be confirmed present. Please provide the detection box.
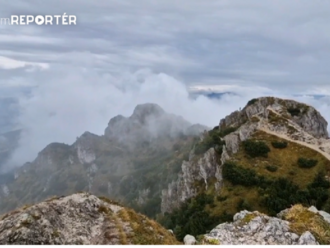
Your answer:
[161,148,221,214]
[0,193,179,245]
[203,208,321,245]
[220,97,328,139]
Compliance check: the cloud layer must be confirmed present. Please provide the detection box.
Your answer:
[1,1,330,91]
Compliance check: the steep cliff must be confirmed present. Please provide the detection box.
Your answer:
[161,148,222,213]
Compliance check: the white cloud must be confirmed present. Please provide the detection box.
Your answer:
[0,56,48,70]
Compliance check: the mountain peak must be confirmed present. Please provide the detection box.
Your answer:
[220,96,328,139]
[131,103,165,124]
[104,103,202,147]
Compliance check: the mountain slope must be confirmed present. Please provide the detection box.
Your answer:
[160,96,330,240]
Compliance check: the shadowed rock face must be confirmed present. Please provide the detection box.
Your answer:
[0,193,179,245]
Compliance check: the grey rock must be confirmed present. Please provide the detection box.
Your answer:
[203,210,316,245]
[0,193,178,245]
[318,211,330,224]
[161,148,220,213]
[298,231,319,245]
[233,210,250,221]
[307,206,330,225]
[308,206,319,213]
[183,235,196,245]
[220,97,328,139]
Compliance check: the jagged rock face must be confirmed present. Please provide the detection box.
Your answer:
[0,193,179,245]
[104,103,206,147]
[203,210,318,245]
[220,97,328,139]
[161,148,221,214]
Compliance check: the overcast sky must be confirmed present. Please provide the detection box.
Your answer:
[1,0,330,91]
[1,0,330,167]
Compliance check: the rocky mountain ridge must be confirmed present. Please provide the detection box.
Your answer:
[0,193,179,245]
[0,103,206,217]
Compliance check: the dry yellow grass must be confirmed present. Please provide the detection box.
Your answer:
[234,131,330,188]
[117,208,130,222]
[124,208,181,245]
[283,204,330,244]
[208,130,330,219]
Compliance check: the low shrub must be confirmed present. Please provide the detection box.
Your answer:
[217,195,228,202]
[271,141,288,149]
[265,165,278,172]
[298,158,318,168]
[243,140,270,158]
[247,98,258,106]
[223,162,268,187]
[287,108,301,117]
[219,127,237,137]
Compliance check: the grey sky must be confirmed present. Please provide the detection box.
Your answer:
[1,1,330,167]
[1,0,330,91]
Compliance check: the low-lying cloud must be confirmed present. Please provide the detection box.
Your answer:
[2,63,329,173]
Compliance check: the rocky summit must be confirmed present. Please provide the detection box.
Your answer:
[0,193,179,245]
[198,204,330,245]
